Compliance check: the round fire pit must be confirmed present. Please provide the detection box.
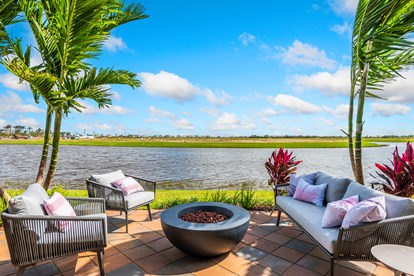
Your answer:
[161,202,250,257]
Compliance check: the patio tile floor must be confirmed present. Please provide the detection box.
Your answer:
[0,210,394,275]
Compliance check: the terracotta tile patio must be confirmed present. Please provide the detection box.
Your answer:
[0,210,394,275]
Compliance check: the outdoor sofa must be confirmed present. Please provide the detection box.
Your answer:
[1,183,107,275]
[275,171,414,276]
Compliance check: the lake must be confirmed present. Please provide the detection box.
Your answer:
[0,143,404,189]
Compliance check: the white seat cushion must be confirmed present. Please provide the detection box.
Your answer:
[125,192,154,209]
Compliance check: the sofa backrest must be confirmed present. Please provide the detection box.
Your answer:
[314,171,352,203]
[8,183,49,215]
[343,181,414,219]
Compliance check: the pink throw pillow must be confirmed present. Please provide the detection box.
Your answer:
[111,177,144,196]
[341,196,386,229]
[293,178,327,207]
[322,195,359,228]
[43,192,76,232]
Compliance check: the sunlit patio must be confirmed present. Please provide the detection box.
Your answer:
[0,210,394,276]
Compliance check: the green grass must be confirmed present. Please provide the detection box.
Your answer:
[0,137,386,148]
[0,188,274,216]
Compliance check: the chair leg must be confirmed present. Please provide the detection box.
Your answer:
[120,211,122,215]
[330,258,335,276]
[125,211,128,233]
[16,265,28,276]
[97,250,105,276]
[276,210,282,226]
[147,204,152,221]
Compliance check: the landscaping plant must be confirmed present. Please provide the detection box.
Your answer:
[372,142,414,197]
[265,148,302,189]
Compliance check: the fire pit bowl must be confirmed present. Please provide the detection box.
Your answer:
[160,202,250,257]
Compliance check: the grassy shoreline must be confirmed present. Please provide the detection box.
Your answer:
[0,137,409,148]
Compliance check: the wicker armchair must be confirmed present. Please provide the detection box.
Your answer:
[86,172,156,233]
[1,197,107,276]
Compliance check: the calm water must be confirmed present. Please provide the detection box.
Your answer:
[0,143,404,189]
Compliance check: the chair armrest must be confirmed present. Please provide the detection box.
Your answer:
[335,215,414,259]
[86,178,125,193]
[66,197,106,214]
[125,174,157,194]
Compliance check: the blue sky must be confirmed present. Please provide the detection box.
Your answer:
[1,0,413,136]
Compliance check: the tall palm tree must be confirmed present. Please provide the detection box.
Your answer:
[346,0,414,184]
[1,0,148,189]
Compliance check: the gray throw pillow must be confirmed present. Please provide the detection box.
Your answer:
[91,170,125,187]
[288,172,317,197]
[314,171,351,203]
[8,183,49,215]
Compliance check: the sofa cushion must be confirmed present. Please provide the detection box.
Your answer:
[288,172,317,196]
[276,196,339,254]
[342,196,386,229]
[293,178,327,207]
[125,191,154,209]
[38,213,107,244]
[8,183,48,215]
[91,170,125,187]
[111,176,144,196]
[322,195,359,228]
[314,171,351,203]
[44,192,77,232]
[343,181,414,219]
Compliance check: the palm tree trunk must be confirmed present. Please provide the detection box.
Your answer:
[0,186,11,206]
[36,106,53,184]
[354,61,370,184]
[347,69,357,178]
[43,107,62,190]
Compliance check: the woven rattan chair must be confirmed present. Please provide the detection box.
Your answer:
[1,197,107,276]
[86,172,156,233]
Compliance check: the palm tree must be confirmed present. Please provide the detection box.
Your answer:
[346,0,414,184]
[1,0,148,189]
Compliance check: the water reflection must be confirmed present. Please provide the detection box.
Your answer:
[0,143,404,189]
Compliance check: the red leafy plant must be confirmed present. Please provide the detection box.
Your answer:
[265,148,302,189]
[372,142,414,198]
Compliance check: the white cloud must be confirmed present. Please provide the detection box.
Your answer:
[110,91,121,101]
[199,107,222,116]
[16,117,40,128]
[261,117,272,125]
[278,40,337,70]
[375,70,414,103]
[323,104,349,118]
[0,91,43,113]
[173,118,195,130]
[211,112,256,131]
[260,108,284,117]
[148,106,175,118]
[76,123,126,133]
[0,73,30,91]
[0,119,7,128]
[140,71,200,102]
[103,35,127,52]
[330,22,352,36]
[144,118,160,123]
[329,0,358,15]
[371,103,410,117]
[78,100,130,115]
[239,32,256,46]
[203,89,232,106]
[289,66,350,95]
[268,94,321,114]
[319,117,335,127]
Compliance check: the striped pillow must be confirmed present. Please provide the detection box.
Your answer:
[44,192,76,232]
[111,177,144,196]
